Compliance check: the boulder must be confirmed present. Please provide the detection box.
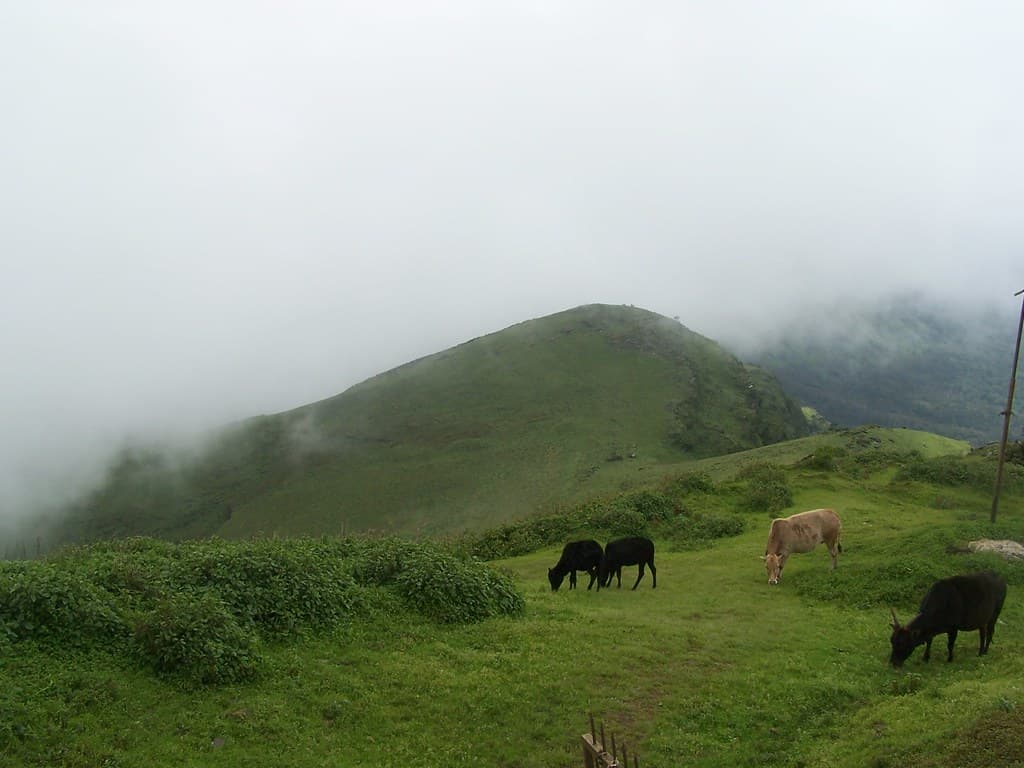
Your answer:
[967,539,1024,560]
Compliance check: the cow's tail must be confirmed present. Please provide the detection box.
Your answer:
[838,538,843,553]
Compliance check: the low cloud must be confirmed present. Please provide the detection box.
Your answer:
[2,2,1021,528]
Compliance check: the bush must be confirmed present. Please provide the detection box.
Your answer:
[663,512,746,548]
[345,538,524,623]
[896,455,1018,492]
[133,590,261,684]
[172,539,361,636]
[799,446,844,472]
[737,463,793,513]
[621,490,676,521]
[600,508,649,537]
[661,471,715,497]
[0,562,123,646]
[389,545,524,624]
[461,516,580,561]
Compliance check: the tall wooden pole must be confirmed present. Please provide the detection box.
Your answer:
[991,289,1024,523]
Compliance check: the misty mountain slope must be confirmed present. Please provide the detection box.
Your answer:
[738,298,1019,445]
[48,304,809,545]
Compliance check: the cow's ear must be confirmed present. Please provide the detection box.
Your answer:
[759,556,766,561]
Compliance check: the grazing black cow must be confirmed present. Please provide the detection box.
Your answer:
[548,540,603,591]
[889,570,1007,667]
[597,536,656,591]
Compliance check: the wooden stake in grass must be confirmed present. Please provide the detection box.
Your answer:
[991,288,1024,523]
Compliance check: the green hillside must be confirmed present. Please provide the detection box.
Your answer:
[3,430,1023,767]
[40,304,809,549]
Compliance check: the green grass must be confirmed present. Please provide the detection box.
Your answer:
[4,447,1024,767]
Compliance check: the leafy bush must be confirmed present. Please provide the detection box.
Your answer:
[0,562,123,646]
[601,508,649,537]
[133,590,261,684]
[345,537,421,585]
[660,471,715,497]
[461,516,580,561]
[663,512,746,549]
[620,490,676,521]
[457,487,747,560]
[736,462,793,513]
[0,535,524,685]
[460,491,680,560]
[798,446,845,472]
[172,538,361,636]
[391,547,524,624]
[895,455,1017,492]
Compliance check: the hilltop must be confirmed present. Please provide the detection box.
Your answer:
[38,304,809,548]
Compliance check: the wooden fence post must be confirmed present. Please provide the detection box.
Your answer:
[581,714,639,767]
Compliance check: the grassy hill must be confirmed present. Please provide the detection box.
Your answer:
[38,304,809,549]
[738,296,1019,445]
[4,428,1024,767]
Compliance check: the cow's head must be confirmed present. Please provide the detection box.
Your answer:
[762,553,783,584]
[888,610,921,667]
[548,568,565,592]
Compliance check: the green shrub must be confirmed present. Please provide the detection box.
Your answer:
[460,515,580,561]
[600,508,649,537]
[133,589,261,684]
[346,537,423,585]
[171,539,361,636]
[621,490,676,521]
[895,455,1018,491]
[661,471,715,497]
[663,512,746,549]
[736,463,793,513]
[391,546,524,624]
[799,446,844,472]
[345,538,524,623]
[0,562,123,646]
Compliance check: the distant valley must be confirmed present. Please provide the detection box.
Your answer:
[732,295,1020,446]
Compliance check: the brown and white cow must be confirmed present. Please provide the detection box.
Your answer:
[761,508,842,585]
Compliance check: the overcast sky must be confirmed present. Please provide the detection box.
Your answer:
[2,2,1022,518]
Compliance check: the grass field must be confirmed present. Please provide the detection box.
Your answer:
[3,435,1024,767]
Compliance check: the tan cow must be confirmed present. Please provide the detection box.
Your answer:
[761,508,842,585]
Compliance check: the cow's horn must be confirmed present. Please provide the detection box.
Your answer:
[890,608,901,629]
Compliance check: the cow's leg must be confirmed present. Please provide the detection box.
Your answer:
[586,568,597,591]
[631,564,645,590]
[828,539,839,571]
[946,629,958,662]
[923,637,932,662]
[569,570,577,590]
[615,567,622,588]
[649,560,657,588]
